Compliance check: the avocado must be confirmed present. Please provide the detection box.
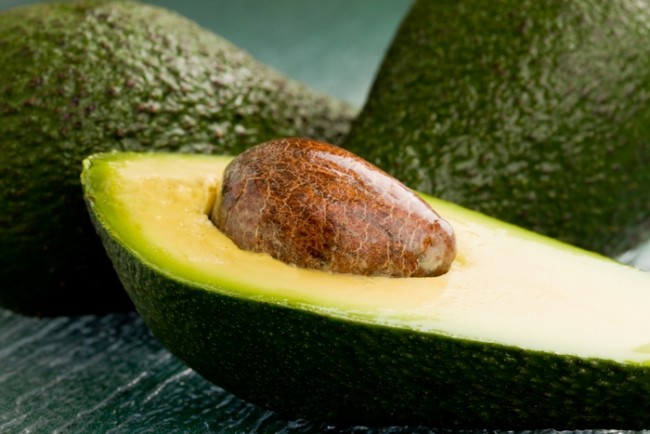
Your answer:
[0,0,355,316]
[342,0,650,257]
[81,151,650,429]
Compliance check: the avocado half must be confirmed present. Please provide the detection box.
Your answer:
[81,151,650,429]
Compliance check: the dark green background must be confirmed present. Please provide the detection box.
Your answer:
[0,1,648,433]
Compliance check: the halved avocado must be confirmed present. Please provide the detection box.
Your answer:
[81,151,650,429]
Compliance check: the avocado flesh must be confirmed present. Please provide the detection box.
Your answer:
[343,0,650,258]
[82,152,650,429]
[0,0,354,316]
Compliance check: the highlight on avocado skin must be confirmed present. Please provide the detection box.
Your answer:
[212,137,456,278]
[80,151,650,430]
[0,0,355,316]
[344,0,650,258]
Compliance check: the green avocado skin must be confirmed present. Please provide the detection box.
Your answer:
[343,0,650,257]
[0,0,354,316]
[88,205,650,429]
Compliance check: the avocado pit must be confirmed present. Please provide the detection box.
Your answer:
[211,137,456,277]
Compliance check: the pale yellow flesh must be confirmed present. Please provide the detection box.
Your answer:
[91,153,650,363]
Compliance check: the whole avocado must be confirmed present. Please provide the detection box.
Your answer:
[343,0,650,257]
[0,0,355,316]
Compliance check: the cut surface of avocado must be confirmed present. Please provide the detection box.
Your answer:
[82,151,650,429]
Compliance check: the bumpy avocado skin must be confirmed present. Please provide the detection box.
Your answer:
[0,0,355,316]
[343,0,650,257]
[87,202,650,429]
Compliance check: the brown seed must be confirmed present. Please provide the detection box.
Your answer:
[211,137,456,277]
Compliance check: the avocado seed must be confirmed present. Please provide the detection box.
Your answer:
[211,137,456,277]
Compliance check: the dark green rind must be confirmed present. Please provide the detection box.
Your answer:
[343,0,650,257]
[85,196,650,430]
[0,0,355,316]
